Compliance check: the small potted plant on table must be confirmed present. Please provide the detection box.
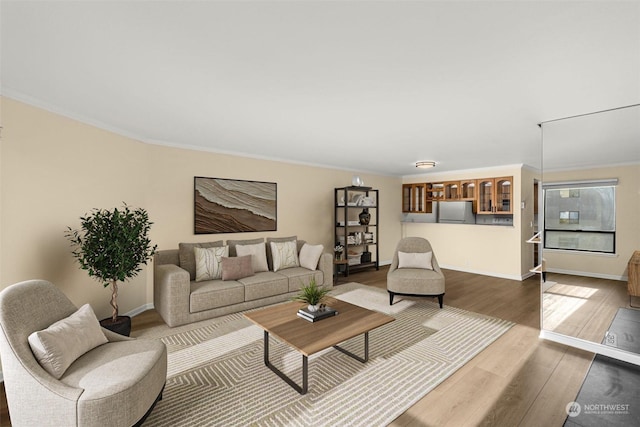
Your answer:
[66,203,157,336]
[292,278,331,312]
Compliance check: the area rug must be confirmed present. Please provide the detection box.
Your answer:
[136,283,513,426]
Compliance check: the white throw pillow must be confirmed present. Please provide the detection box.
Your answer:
[235,242,269,273]
[270,240,300,272]
[299,243,324,271]
[28,304,108,379]
[194,246,229,281]
[398,251,433,270]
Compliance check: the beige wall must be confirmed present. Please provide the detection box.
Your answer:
[0,97,401,319]
[521,166,541,275]
[542,164,640,280]
[402,165,533,280]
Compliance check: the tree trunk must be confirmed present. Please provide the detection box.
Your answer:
[110,279,119,322]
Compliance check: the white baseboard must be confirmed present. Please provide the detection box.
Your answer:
[546,267,627,282]
[124,303,154,318]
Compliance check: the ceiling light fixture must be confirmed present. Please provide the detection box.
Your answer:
[416,161,436,169]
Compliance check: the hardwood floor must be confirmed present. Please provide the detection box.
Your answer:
[1,267,624,426]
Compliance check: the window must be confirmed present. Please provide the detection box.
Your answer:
[543,180,617,254]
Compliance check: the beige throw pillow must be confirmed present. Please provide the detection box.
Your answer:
[28,304,108,379]
[178,241,224,280]
[235,242,269,272]
[270,240,300,272]
[398,251,433,270]
[194,246,229,282]
[299,243,324,271]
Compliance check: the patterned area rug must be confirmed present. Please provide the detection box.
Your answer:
[136,283,513,426]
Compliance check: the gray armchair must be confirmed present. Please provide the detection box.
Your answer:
[387,237,445,308]
[0,280,167,427]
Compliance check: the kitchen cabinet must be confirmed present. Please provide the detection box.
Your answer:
[426,183,444,201]
[402,183,431,213]
[444,181,461,200]
[460,179,477,200]
[477,176,513,214]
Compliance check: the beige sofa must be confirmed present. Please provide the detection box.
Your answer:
[154,237,333,327]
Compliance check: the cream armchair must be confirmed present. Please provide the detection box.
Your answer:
[0,280,167,427]
[387,237,445,308]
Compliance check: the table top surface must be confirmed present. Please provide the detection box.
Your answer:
[244,296,395,356]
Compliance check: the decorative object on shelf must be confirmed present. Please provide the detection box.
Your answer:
[359,208,371,225]
[361,251,371,263]
[65,203,157,336]
[334,244,344,260]
[361,196,375,206]
[194,176,277,234]
[352,175,364,186]
[351,194,364,206]
[416,161,436,169]
[291,278,330,312]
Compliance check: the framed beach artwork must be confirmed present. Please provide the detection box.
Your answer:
[194,177,277,234]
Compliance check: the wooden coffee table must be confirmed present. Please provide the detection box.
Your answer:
[244,296,394,394]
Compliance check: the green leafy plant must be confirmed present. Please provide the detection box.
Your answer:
[292,278,330,306]
[65,203,157,322]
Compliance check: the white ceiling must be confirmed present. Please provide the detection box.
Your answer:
[2,1,639,176]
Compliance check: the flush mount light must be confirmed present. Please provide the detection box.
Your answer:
[415,161,436,169]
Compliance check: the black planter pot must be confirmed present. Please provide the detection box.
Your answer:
[100,315,132,337]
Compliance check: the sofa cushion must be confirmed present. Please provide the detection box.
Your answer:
[235,242,269,272]
[190,280,245,313]
[266,236,297,270]
[227,238,264,257]
[194,246,229,282]
[221,255,254,281]
[59,339,167,426]
[179,241,224,280]
[299,243,324,271]
[28,304,108,379]
[275,267,324,292]
[237,272,289,301]
[398,251,433,270]
[269,240,300,272]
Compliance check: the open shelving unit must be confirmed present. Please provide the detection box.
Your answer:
[335,186,379,277]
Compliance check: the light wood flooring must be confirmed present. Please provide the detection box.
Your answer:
[0,267,628,426]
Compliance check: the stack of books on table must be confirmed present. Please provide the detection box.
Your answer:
[297,306,338,322]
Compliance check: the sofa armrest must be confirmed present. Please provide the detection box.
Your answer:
[154,264,191,327]
[318,252,333,288]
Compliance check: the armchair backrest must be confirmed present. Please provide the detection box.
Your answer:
[0,280,78,383]
[390,237,441,272]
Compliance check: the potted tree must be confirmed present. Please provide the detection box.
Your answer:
[66,203,157,336]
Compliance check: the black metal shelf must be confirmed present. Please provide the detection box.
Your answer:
[334,186,379,277]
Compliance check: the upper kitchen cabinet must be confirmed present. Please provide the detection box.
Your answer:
[460,179,477,200]
[477,176,513,214]
[443,181,460,200]
[402,183,431,213]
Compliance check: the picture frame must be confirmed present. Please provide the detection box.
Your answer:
[194,177,277,234]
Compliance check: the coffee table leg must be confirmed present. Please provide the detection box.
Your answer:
[333,331,369,363]
[263,330,309,395]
